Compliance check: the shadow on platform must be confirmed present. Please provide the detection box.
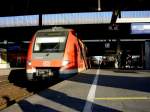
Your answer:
[69,71,150,93]
[19,100,59,112]
[17,89,121,112]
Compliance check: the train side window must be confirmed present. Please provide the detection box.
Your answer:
[77,39,84,59]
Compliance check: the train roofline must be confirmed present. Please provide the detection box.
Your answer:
[36,27,74,33]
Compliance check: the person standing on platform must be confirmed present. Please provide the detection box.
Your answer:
[117,51,122,69]
[121,50,127,69]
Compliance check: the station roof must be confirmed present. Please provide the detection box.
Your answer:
[0,0,149,16]
[0,0,149,41]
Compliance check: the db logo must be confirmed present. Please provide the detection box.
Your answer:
[43,61,50,66]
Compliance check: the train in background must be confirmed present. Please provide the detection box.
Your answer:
[7,43,27,67]
[26,27,89,80]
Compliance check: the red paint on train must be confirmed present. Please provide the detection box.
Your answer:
[26,27,88,80]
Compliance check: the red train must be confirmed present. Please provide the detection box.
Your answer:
[26,27,89,80]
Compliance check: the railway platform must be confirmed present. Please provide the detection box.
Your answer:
[0,69,150,112]
[0,69,10,76]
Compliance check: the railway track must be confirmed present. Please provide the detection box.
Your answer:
[0,76,10,87]
[0,75,31,110]
[0,73,63,111]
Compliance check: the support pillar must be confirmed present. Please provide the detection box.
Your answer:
[145,40,150,70]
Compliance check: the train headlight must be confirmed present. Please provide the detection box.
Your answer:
[27,60,32,66]
[62,60,69,66]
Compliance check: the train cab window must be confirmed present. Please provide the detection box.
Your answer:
[33,36,66,52]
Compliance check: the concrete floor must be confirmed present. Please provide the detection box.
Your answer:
[1,69,150,112]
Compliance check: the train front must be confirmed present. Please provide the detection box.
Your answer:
[26,29,70,80]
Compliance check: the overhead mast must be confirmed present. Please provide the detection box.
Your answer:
[98,0,101,11]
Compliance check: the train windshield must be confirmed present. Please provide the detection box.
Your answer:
[33,36,66,52]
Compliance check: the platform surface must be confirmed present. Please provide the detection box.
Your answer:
[1,69,150,112]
